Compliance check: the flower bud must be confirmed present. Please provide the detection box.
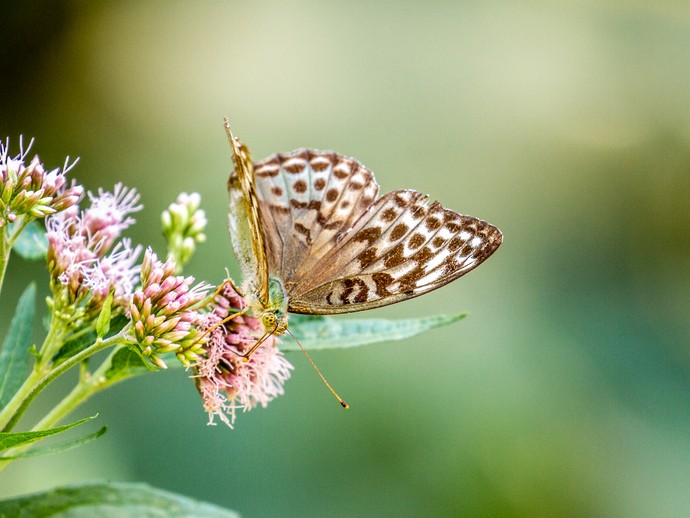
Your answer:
[128,248,210,369]
[0,139,82,226]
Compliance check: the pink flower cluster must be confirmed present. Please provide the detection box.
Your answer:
[0,138,82,226]
[46,183,142,315]
[195,281,293,427]
[129,249,210,368]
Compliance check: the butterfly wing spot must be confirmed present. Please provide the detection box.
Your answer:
[382,243,405,268]
[332,165,350,179]
[283,158,307,174]
[353,227,382,244]
[310,156,334,172]
[409,233,426,249]
[381,208,398,222]
[358,248,378,269]
[324,273,394,307]
[425,215,442,231]
[390,223,409,241]
[326,189,339,202]
[255,162,280,177]
[294,222,312,245]
[340,277,370,304]
[432,236,446,248]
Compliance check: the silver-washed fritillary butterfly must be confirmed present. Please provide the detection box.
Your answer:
[224,120,503,350]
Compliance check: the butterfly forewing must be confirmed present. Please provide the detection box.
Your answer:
[253,150,379,285]
[250,148,503,315]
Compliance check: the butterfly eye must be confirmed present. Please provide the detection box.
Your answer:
[262,313,277,330]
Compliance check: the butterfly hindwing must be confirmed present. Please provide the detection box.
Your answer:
[287,190,502,314]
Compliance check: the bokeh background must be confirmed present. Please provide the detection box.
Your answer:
[2,2,690,517]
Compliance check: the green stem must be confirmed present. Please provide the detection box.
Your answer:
[0,328,130,433]
[0,343,134,473]
[36,312,69,370]
[32,345,127,432]
[0,226,9,297]
[7,216,33,247]
[0,314,66,431]
[0,368,43,431]
[0,216,33,296]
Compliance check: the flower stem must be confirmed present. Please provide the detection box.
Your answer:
[2,279,75,429]
[0,226,9,297]
[0,307,72,430]
[0,343,134,472]
[32,345,127,431]
[0,216,33,295]
[0,328,129,432]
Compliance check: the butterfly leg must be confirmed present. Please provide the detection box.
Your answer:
[197,306,250,346]
[211,277,245,300]
[233,329,274,363]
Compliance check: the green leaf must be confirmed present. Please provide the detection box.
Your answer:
[96,292,114,338]
[12,220,48,260]
[0,481,240,517]
[0,415,95,453]
[284,312,467,351]
[104,346,157,384]
[55,314,129,364]
[0,426,107,459]
[0,283,36,408]
[54,329,97,365]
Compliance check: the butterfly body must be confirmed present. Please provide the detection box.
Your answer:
[225,120,502,338]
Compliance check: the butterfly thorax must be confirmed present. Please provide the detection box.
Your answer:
[254,275,289,335]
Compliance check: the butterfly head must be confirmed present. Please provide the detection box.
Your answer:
[261,310,288,335]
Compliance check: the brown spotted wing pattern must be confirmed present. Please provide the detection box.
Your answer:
[247,149,503,315]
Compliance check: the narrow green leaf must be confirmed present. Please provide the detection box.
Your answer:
[0,415,95,453]
[284,312,467,351]
[0,283,36,408]
[96,292,114,338]
[11,220,48,260]
[0,481,240,517]
[0,426,107,459]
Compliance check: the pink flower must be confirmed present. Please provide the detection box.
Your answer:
[129,248,210,368]
[83,183,142,252]
[46,184,142,314]
[83,239,142,307]
[0,137,82,226]
[194,281,293,427]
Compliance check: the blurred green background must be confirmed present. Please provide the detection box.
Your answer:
[2,2,690,517]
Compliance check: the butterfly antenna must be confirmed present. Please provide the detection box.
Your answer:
[286,329,349,409]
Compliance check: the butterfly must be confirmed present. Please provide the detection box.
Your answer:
[224,119,502,347]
